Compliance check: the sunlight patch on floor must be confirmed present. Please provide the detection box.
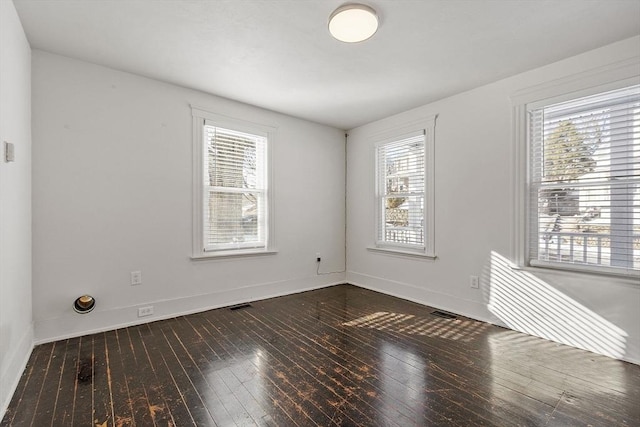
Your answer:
[342,311,488,342]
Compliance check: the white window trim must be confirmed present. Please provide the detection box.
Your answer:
[191,106,277,259]
[368,115,437,259]
[511,58,640,279]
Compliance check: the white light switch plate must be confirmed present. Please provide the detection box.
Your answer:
[4,141,15,162]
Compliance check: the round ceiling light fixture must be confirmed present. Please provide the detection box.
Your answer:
[328,4,379,43]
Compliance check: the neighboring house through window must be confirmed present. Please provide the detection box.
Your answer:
[371,116,437,258]
[192,107,275,258]
[522,83,639,277]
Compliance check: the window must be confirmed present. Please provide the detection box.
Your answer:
[192,108,275,257]
[372,116,436,257]
[526,85,639,276]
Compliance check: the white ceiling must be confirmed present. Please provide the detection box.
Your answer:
[12,0,640,130]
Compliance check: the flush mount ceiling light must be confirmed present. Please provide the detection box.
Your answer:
[328,4,379,43]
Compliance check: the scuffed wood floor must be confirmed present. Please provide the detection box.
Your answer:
[2,284,639,426]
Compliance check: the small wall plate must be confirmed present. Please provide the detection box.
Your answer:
[5,141,15,162]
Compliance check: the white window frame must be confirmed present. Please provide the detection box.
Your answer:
[191,106,276,259]
[368,116,437,259]
[512,58,640,278]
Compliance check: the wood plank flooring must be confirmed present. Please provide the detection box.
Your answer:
[2,284,639,426]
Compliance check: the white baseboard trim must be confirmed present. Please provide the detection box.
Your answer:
[0,323,34,422]
[346,271,640,366]
[22,270,640,372]
[34,274,346,345]
[347,271,494,324]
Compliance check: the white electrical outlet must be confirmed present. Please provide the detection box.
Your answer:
[316,252,321,262]
[138,306,154,317]
[130,270,142,285]
[470,275,480,289]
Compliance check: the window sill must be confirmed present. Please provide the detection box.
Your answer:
[191,249,278,260]
[514,261,639,283]
[367,246,437,260]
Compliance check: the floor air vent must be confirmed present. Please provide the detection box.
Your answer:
[431,310,457,319]
[229,303,252,311]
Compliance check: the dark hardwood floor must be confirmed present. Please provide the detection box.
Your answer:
[2,284,639,426]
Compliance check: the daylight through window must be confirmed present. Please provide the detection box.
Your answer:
[203,123,268,252]
[377,132,426,250]
[528,84,640,275]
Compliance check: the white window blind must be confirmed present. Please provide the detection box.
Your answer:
[376,132,426,249]
[203,123,268,252]
[528,84,640,276]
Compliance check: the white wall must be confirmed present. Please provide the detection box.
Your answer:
[0,0,32,417]
[347,36,640,364]
[32,51,345,343]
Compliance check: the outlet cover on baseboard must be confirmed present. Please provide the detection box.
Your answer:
[138,306,153,317]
